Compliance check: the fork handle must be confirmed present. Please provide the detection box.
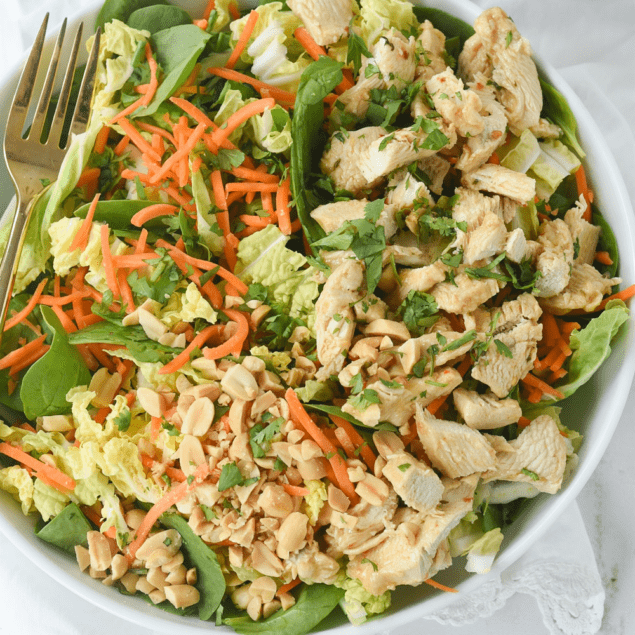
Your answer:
[0,196,35,332]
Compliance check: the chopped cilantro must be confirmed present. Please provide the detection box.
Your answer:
[348,388,381,411]
[201,505,217,521]
[494,339,514,358]
[521,468,539,481]
[398,463,411,472]
[361,558,379,572]
[113,408,131,432]
[218,462,244,491]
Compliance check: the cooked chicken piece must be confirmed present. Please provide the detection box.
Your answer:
[461,164,536,203]
[287,0,352,46]
[440,473,480,503]
[315,260,364,381]
[431,273,501,315]
[451,187,502,230]
[428,539,452,579]
[320,126,385,195]
[456,73,507,172]
[533,219,574,298]
[530,118,562,139]
[539,263,620,315]
[382,451,444,513]
[470,293,542,397]
[505,227,530,264]
[462,211,507,265]
[415,405,496,478]
[311,198,398,240]
[414,20,447,83]
[353,294,389,323]
[471,7,542,135]
[453,388,521,429]
[347,498,472,595]
[457,33,492,83]
[384,244,431,267]
[426,68,485,138]
[320,249,356,271]
[386,168,434,210]
[564,197,601,265]
[398,330,473,375]
[397,260,448,301]
[410,94,458,147]
[496,196,520,224]
[333,65,385,122]
[359,126,454,183]
[325,490,399,559]
[372,29,417,91]
[417,155,451,195]
[285,541,340,585]
[342,367,462,428]
[482,415,568,494]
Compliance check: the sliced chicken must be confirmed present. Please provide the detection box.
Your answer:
[461,211,507,265]
[414,20,447,83]
[453,388,522,429]
[287,0,352,46]
[564,197,602,266]
[372,29,417,91]
[482,415,568,494]
[311,198,398,240]
[533,219,574,298]
[431,272,501,315]
[417,155,451,195]
[386,168,434,211]
[398,330,473,375]
[415,405,497,478]
[461,164,536,203]
[398,260,448,302]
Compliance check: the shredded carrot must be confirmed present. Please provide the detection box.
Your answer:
[285,389,358,503]
[81,505,103,527]
[276,177,292,235]
[77,167,101,190]
[333,427,357,460]
[575,165,592,219]
[151,416,162,442]
[559,321,580,338]
[0,334,47,370]
[518,416,532,428]
[126,463,210,563]
[487,151,500,165]
[211,170,228,212]
[8,345,50,376]
[226,10,258,69]
[425,578,458,593]
[110,95,147,124]
[141,43,158,106]
[541,312,562,347]
[210,98,275,148]
[130,203,179,227]
[597,283,635,311]
[203,0,216,20]
[594,251,613,266]
[329,414,376,471]
[51,305,77,333]
[3,279,47,332]
[294,27,326,61]
[228,1,240,20]
[239,214,275,228]
[164,185,196,210]
[230,166,278,183]
[208,67,296,104]
[116,118,162,162]
[158,325,222,375]
[282,483,310,497]
[136,121,177,146]
[521,373,565,400]
[225,182,278,193]
[277,578,302,596]
[202,309,249,360]
[0,442,76,491]
[94,126,110,154]
[426,395,447,417]
[36,291,87,307]
[69,193,100,253]
[100,224,120,298]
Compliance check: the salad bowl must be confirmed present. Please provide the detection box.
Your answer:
[0,0,634,633]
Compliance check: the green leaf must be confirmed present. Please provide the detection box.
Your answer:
[364,198,384,223]
[20,307,91,419]
[160,513,225,620]
[494,339,514,358]
[218,462,244,491]
[224,583,344,635]
[249,417,283,458]
[539,78,585,158]
[347,27,371,75]
[398,290,439,336]
[593,207,619,279]
[95,0,170,29]
[35,503,92,554]
[128,5,192,33]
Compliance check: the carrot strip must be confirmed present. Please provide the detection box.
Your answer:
[521,373,565,399]
[282,484,309,497]
[425,578,458,593]
[285,389,358,503]
[426,395,447,417]
[0,442,76,491]
[487,151,500,165]
[575,165,592,218]
[110,96,147,124]
[203,0,216,20]
[210,99,275,148]
[170,96,216,130]
[69,193,100,253]
[36,291,87,307]
[211,170,228,213]
[225,182,278,193]
[594,251,613,266]
[164,185,196,210]
[224,232,239,272]
[116,118,162,162]
[276,178,292,235]
[293,27,326,61]
[126,463,210,563]
[136,121,177,146]
[239,214,275,228]
[8,345,50,376]
[277,578,301,596]
[329,414,376,472]
[202,309,249,360]
[541,312,562,347]
[158,325,222,375]
[207,67,297,103]
[596,283,635,311]
[226,10,258,70]
[150,416,162,442]
[228,2,240,20]
[0,334,47,370]
[141,43,158,106]
[81,505,103,527]
[94,126,110,154]
[3,279,47,331]
[77,167,100,188]
[230,166,278,183]
[51,304,77,333]
[130,203,179,227]
[100,225,120,298]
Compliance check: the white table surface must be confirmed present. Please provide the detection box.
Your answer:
[1,1,634,634]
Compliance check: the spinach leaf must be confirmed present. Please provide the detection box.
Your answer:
[96,0,170,30]
[35,503,92,554]
[160,513,225,620]
[224,583,344,635]
[138,26,211,116]
[540,78,585,158]
[128,5,192,33]
[412,7,475,47]
[291,57,344,246]
[304,403,398,433]
[593,206,619,279]
[20,307,91,420]
[68,321,177,364]
[74,199,165,230]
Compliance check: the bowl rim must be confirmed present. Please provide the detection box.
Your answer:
[0,0,634,633]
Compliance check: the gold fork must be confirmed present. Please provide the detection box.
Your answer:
[0,15,101,329]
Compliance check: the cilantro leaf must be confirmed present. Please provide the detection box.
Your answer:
[347,26,371,75]
[398,290,439,336]
[218,462,244,491]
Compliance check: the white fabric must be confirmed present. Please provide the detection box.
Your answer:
[1,0,634,634]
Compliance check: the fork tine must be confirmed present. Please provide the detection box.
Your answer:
[67,27,101,142]
[30,18,67,142]
[7,14,49,135]
[48,22,83,148]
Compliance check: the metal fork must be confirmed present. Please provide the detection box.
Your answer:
[0,15,101,330]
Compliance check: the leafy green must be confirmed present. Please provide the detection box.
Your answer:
[224,583,344,635]
[128,5,192,33]
[539,78,585,158]
[358,0,418,45]
[398,290,439,336]
[127,249,184,303]
[74,199,165,229]
[160,513,225,619]
[291,57,344,245]
[95,0,170,29]
[555,303,629,399]
[20,307,91,420]
[593,207,619,279]
[35,503,92,554]
[249,417,283,458]
[218,462,245,491]
[347,26,372,75]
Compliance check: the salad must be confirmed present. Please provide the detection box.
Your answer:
[0,0,631,631]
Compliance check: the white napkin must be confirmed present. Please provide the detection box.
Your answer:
[1,0,634,634]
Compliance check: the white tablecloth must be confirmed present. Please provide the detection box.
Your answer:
[1,1,635,634]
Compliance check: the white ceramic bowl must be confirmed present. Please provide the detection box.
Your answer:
[0,1,634,633]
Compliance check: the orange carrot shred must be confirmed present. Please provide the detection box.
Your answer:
[276,177,292,235]
[226,10,258,70]
[158,325,222,375]
[594,251,613,266]
[277,578,302,596]
[0,334,47,370]
[69,193,100,253]
[3,279,47,332]
[282,484,310,497]
[94,125,110,154]
[425,578,458,593]
[130,203,179,227]
[210,98,275,148]
[202,309,249,360]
